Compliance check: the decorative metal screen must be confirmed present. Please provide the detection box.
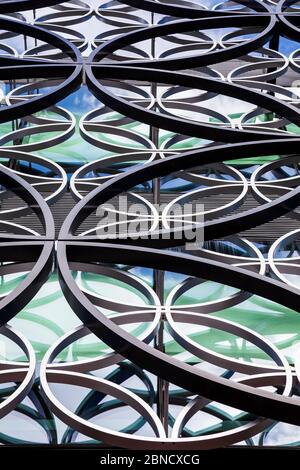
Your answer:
[0,0,300,450]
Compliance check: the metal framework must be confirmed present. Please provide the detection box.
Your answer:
[0,0,300,449]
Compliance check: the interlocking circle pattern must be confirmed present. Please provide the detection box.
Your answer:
[0,0,300,450]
